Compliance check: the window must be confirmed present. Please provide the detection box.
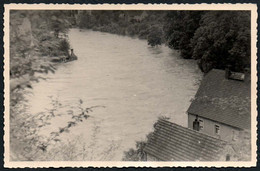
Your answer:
[199,119,204,130]
[193,117,200,131]
[215,125,220,135]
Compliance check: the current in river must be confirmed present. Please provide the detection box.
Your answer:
[25,29,202,160]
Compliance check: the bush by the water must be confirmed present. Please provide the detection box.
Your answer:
[147,26,163,47]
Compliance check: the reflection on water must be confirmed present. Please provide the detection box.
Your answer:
[25,29,202,160]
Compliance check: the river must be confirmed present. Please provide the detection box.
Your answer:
[24,29,202,161]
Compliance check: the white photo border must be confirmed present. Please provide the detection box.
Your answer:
[3,3,258,168]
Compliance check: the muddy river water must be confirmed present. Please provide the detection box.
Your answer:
[25,29,202,160]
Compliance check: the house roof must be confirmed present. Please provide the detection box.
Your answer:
[187,69,251,130]
[144,119,227,161]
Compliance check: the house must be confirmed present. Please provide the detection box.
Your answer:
[187,69,251,142]
[143,119,231,161]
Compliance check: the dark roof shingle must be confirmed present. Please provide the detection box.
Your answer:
[187,69,251,129]
[144,119,227,161]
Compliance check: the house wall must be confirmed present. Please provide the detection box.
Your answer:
[188,113,240,142]
[218,144,238,161]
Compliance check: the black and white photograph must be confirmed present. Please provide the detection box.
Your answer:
[4,4,257,167]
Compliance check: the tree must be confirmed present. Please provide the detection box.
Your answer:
[48,11,71,38]
[164,11,203,58]
[147,25,163,47]
[191,11,250,73]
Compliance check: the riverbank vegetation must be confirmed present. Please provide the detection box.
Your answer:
[10,10,75,111]
[9,10,80,160]
[10,10,73,89]
[76,10,250,73]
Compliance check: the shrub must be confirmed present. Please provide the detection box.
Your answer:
[59,39,70,56]
[147,26,163,47]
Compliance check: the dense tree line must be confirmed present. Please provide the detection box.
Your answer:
[76,10,251,73]
[77,11,165,44]
[164,11,250,73]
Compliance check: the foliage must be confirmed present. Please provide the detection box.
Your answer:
[9,10,75,161]
[164,11,203,59]
[191,11,250,73]
[10,97,105,161]
[77,11,95,29]
[10,11,72,84]
[58,39,70,55]
[76,10,167,42]
[164,11,250,73]
[122,141,147,161]
[147,26,163,47]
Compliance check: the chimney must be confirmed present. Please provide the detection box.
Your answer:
[225,66,231,79]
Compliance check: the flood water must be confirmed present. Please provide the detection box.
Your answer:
[25,29,202,160]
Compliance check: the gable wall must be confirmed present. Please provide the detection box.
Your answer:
[188,113,240,142]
